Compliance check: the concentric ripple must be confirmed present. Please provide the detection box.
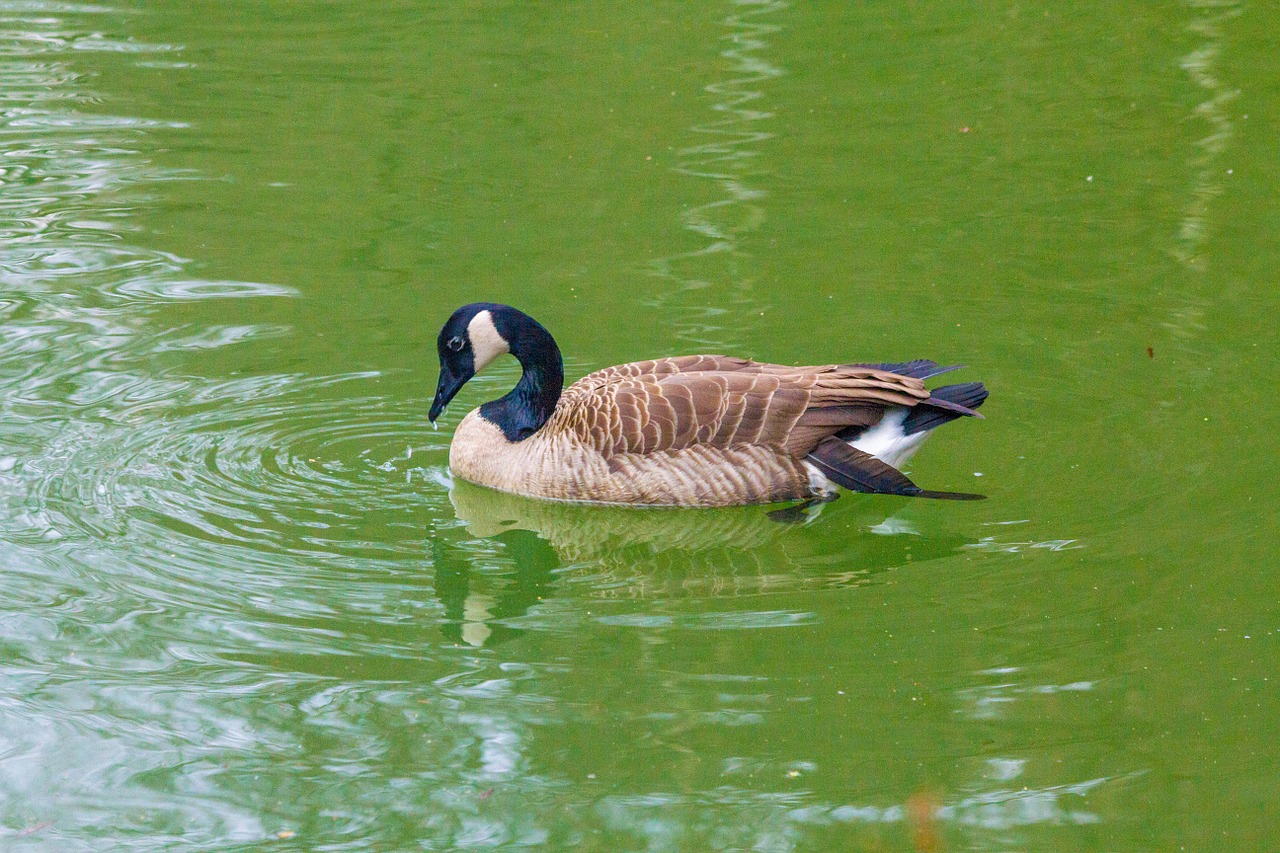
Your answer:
[22,373,451,563]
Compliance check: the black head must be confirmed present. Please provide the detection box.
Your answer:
[429,303,566,437]
[429,302,513,423]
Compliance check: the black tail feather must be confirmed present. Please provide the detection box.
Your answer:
[851,359,964,380]
[807,437,986,501]
[902,381,989,435]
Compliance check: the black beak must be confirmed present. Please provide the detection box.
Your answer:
[429,362,471,423]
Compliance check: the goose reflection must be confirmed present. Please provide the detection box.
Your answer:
[435,481,977,646]
[430,521,560,648]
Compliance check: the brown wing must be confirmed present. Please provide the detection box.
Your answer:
[783,364,934,454]
[550,360,931,458]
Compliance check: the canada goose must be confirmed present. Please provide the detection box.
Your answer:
[429,302,988,507]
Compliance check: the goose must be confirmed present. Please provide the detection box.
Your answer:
[429,302,988,507]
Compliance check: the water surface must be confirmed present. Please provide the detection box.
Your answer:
[1,0,1276,850]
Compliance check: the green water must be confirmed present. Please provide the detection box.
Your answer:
[2,0,1276,849]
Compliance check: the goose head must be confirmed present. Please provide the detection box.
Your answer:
[429,303,564,434]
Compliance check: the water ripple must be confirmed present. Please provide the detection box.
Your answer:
[647,0,787,348]
[7,374,443,558]
[111,277,299,301]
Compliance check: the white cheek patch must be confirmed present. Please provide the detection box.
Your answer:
[467,310,510,373]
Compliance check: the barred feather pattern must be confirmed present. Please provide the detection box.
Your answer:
[449,355,937,506]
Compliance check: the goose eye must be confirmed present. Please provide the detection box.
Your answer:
[447,336,465,352]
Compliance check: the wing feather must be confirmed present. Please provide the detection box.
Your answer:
[550,359,952,459]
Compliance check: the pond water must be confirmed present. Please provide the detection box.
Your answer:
[2,0,1276,850]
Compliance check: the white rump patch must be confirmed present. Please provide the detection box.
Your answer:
[850,408,930,469]
[467,309,510,373]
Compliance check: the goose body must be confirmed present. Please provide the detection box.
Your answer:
[430,303,988,507]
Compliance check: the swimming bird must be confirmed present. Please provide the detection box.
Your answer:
[429,303,988,507]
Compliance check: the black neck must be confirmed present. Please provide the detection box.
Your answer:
[478,321,564,442]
